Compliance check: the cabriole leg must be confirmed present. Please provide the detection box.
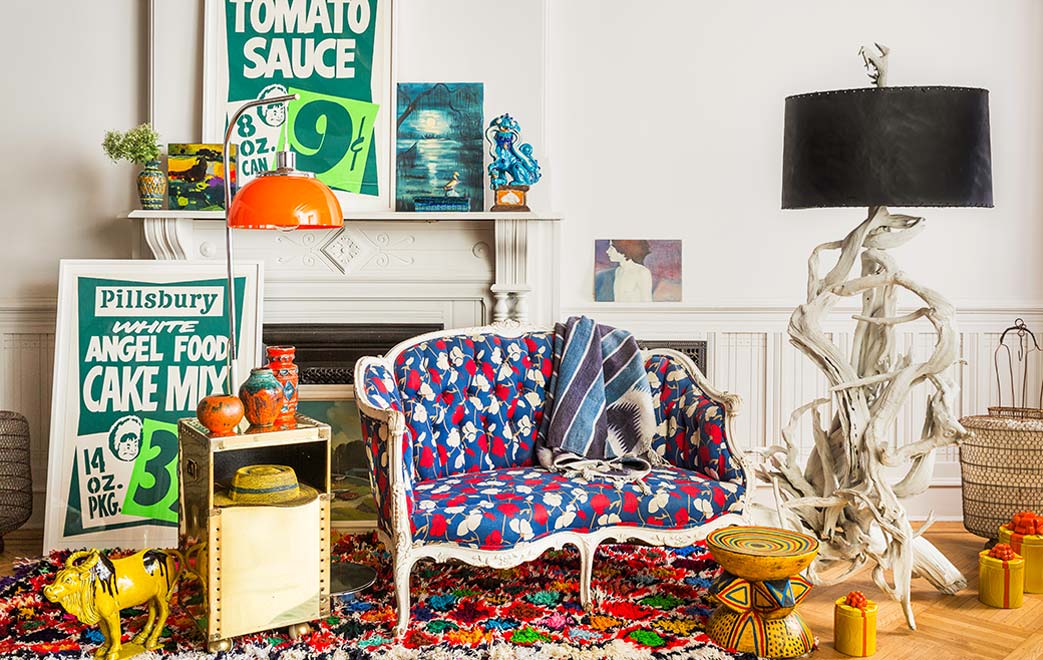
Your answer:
[578,541,596,610]
[393,551,415,637]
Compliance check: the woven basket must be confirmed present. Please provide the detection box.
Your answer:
[959,414,1043,539]
[0,411,32,552]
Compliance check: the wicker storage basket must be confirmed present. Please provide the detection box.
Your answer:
[960,414,1043,540]
[0,411,32,552]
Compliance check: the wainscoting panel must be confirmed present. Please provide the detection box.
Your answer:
[5,300,1043,527]
[568,303,1043,520]
[717,332,768,454]
[0,318,55,528]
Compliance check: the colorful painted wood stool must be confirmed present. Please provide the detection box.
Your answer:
[706,526,820,658]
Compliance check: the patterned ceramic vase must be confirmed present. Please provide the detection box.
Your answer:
[238,367,284,427]
[267,346,299,422]
[137,159,166,210]
[196,394,244,436]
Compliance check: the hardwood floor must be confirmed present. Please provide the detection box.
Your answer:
[0,528,41,577]
[801,523,1043,660]
[3,523,1040,659]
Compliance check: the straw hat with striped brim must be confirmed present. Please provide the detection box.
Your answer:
[214,464,318,507]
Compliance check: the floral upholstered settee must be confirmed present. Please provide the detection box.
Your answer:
[354,323,750,634]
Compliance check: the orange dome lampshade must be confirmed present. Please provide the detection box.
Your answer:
[228,150,343,230]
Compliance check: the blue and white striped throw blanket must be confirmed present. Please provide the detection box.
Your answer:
[536,316,659,485]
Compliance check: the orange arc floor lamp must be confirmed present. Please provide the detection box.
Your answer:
[199,93,343,434]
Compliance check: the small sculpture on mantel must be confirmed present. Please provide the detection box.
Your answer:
[486,113,541,211]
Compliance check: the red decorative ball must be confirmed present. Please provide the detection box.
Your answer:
[844,591,868,609]
[989,543,1017,561]
[196,394,244,436]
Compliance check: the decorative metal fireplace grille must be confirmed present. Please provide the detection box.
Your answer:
[262,324,443,385]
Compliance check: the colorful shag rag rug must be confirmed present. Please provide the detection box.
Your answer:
[0,533,756,659]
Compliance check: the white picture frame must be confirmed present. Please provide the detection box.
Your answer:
[202,0,395,212]
[43,260,264,552]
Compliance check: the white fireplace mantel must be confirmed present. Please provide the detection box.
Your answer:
[125,210,561,330]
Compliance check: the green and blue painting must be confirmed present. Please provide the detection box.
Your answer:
[297,398,377,523]
[396,82,484,211]
[167,143,235,211]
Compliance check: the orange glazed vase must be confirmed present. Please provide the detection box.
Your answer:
[238,367,284,427]
[196,394,244,436]
[267,346,299,422]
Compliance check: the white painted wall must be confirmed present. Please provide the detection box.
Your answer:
[3,1,1043,526]
[0,1,146,302]
[545,0,1043,520]
[548,0,1043,310]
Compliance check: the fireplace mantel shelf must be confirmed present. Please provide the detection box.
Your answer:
[124,208,560,326]
[124,209,561,222]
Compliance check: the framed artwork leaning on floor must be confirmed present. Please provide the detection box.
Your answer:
[297,384,378,529]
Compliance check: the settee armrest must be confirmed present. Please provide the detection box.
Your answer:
[645,350,748,488]
[355,356,415,540]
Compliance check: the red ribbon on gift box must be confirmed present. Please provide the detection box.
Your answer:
[1002,559,1011,608]
[861,609,868,656]
[1009,532,1024,554]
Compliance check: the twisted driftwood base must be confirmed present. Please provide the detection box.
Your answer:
[759,206,967,630]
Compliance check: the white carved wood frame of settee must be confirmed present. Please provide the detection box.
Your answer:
[354,320,752,636]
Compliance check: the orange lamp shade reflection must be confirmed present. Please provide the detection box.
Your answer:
[228,172,343,230]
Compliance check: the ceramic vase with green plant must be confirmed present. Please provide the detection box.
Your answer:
[102,123,165,210]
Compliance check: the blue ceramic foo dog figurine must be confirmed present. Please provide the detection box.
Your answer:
[486,113,541,211]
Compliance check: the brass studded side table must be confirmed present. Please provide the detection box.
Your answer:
[178,415,331,652]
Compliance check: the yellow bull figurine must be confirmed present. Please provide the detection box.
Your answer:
[43,548,182,660]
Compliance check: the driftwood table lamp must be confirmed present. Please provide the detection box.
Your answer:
[763,45,993,629]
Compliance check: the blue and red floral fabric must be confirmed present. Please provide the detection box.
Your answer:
[646,354,744,484]
[358,361,413,536]
[411,466,744,549]
[359,331,745,544]
[392,332,554,481]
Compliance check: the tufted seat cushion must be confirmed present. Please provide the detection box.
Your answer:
[409,466,744,549]
[394,332,555,481]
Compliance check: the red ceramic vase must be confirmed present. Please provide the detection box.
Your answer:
[238,367,284,427]
[196,394,244,436]
[266,345,299,422]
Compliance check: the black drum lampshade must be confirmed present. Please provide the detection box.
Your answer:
[782,86,993,209]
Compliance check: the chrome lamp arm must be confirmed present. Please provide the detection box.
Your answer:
[220,93,298,391]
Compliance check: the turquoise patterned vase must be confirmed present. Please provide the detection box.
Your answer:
[238,367,284,427]
[137,159,166,210]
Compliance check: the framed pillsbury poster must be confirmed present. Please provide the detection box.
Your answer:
[203,0,394,211]
[43,260,264,552]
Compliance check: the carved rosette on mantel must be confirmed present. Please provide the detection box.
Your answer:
[124,210,561,330]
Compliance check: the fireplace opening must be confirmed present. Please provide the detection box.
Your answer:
[263,323,442,385]
[261,323,441,529]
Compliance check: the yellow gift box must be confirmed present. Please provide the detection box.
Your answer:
[978,550,1024,609]
[998,525,1043,593]
[833,597,877,657]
